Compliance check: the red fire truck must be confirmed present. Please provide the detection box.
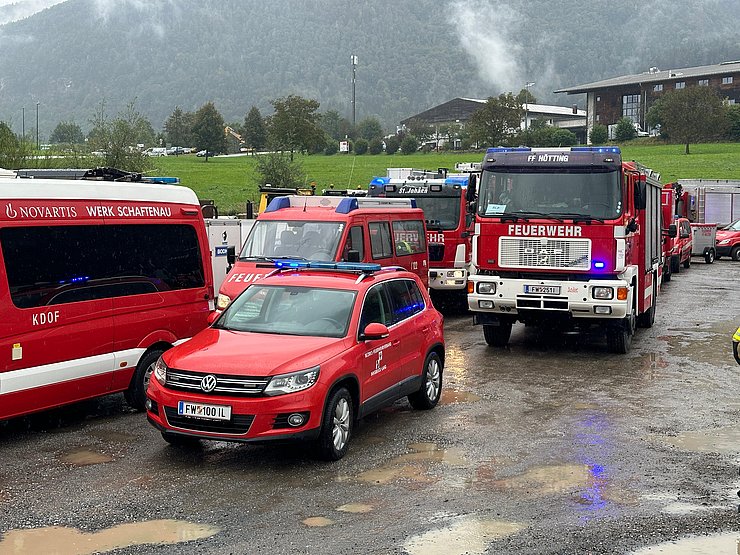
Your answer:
[467,147,662,353]
[660,182,693,280]
[368,168,476,304]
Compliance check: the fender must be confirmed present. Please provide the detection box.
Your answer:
[137,329,178,350]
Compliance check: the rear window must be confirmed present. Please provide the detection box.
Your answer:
[0,224,205,308]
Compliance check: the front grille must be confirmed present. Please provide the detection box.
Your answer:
[164,406,254,435]
[499,237,591,270]
[166,368,269,397]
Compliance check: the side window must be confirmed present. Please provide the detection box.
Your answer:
[369,221,393,259]
[359,285,391,332]
[385,279,425,324]
[343,225,365,261]
[392,220,426,256]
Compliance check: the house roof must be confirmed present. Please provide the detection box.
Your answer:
[555,60,740,94]
[401,98,585,125]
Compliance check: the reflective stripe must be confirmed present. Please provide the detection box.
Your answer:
[0,348,145,395]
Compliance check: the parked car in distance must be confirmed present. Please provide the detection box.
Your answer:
[145,260,445,460]
[145,147,168,157]
[715,219,740,261]
[196,149,216,157]
[669,217,693,273]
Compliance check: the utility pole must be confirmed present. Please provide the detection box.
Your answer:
[36,101,40,150]
[22,106,25,140]
[524,82,535,132]
[351,55,358,126]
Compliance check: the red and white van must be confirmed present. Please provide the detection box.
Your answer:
[216,195,429,309]
[0,179,214,420]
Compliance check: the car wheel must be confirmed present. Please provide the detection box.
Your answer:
[606,313,634,354]
[124,349,165,411]
[483,321,512,347]
[662,263,671,283]
[683,256,690,269]
[704,250,715,264]
[408,352,443,410]
[161,431,200,447]
[732,246,740,262]
[671,255,680,274]
[317,387,353,461]
[636,301,656,329]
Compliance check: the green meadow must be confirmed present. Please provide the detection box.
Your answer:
[154,143,740,214]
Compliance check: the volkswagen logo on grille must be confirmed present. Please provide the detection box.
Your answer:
[200,374,218,393]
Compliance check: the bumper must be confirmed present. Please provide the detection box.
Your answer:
[716,245,734,257]
[468,275,630,320]
[146,377,323,443]
[429,267,468,291]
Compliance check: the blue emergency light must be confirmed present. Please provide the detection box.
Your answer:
[485,147,532,154]
[593,261,606,269]
[274,260,382,273]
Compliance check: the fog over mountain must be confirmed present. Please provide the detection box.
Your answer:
[0,0,738,137]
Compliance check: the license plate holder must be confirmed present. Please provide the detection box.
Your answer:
[524,285,561,295]
[177,400,232,421]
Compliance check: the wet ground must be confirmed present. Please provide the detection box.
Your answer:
[0,259,739,554]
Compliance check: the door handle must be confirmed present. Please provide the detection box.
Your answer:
[392,340,401,346]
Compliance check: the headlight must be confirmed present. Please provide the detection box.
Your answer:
[264,366,320,396]
[592,286,614,300]
[477,282,496,294]
[153,357,168,384]
[216,293,231,310]
[448,270,465,278]
[718,239,730,245]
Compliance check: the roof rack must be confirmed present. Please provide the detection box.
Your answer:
[265,195,416,213]
[264,260,410,283]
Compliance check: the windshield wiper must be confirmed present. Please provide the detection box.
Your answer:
[499,211,564,222]
[550,212,605,223]
[239,255,308,262]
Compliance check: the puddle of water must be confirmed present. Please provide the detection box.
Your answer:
[58,448,113,466]
[493,463,591,494]
[0,519,219,555]
[403,516,524,555]
[660,427,740,456]
[302,517,334,527]
[631,532,740,554]
[336,503,373,514]
[341,443,466,485]
[439,389,481,405]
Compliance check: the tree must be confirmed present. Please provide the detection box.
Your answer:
[243,106,267,151]
[324,140,339,155]
[49,121,84,144]
[725,105,740,141]
[354,139,368,155]
[404,118,433,142]
[192,101,227,161]
[267,94,323,160]
[385,135,400,155]
[368,138,384,155]
[515,88,537,106]
[467,93,522,147]
[400,136,418,154]
[164,107,195,147]
[590,124,608,145]
[357,117,383,142]
[320,110,354,141]
[614,117,637,141]
[254,152,306,188]
[647,86,728,154]
[0,121,29,169]
[87,99,153,172]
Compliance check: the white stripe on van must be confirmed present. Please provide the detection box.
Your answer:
[0,348,145,395]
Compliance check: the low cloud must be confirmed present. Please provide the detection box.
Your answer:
[0,0,67,25]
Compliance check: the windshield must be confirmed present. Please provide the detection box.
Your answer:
[722,219,740,231]
[413,197,461,230]
[477,169,622,220]
[240,220,345,262]
[217,285,356,337]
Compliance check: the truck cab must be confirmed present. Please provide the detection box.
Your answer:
[669,217,693,273]
[715,219,740,261]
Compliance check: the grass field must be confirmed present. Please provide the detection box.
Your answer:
[154,142,740,214]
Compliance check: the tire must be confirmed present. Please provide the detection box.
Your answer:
[161,431,200,447]
[683,256,690,269]
[732,246,740,262]
[704,250,715,264]
[606,315,634,354]
[662,263,671,283]
[483,321,512,347]
[124,349,165,411]
[636,302,656,328]
[317,387,353,461]
[671,255,680,274]
[408,352,443,410]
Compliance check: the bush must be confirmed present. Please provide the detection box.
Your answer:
[726,105,740,141]
[324,141,339,155]
[614,117,637,141]
[400,136,418,155]
[368,138,383,155]
[354,139,368,155]
[590,124,608,145]
[385,136,400,155]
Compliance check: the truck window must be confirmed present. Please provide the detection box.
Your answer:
[343,225,365,261]
[392,220,426,256]
[369,221,393,259]
[0,224,204,309]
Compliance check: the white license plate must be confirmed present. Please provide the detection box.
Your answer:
[177,400,232,421]
[524,285,561,295]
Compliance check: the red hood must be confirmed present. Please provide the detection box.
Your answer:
[219,262,273,298]
[164,328,349,376]
[716,229,739,241]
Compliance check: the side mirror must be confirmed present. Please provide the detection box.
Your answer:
[626,218,638,234]
[667,224,677,238]
[226,245,236,266]
[466,180,477,203]
[362,322,389,341]
[207,311,220,325]
[634,178,647,209]
[347,249,361,263]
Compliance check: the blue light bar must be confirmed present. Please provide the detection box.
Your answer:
[370,177,391,185]
[485,147,532,154]
[265,196,291,212]
[335,197,358,214]
[572,147,621,154]
[445,177,469,185]
[274,260,382,272]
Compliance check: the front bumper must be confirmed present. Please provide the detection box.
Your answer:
[429,267,468,291]
[467,274,630,320]
[146,377,323,443]
[716,245,735,257]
